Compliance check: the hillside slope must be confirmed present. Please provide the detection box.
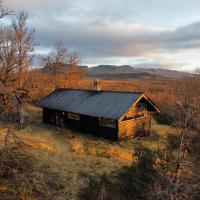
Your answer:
[34,64,190,80]
[0,104,178,199]
[88,65,190,79]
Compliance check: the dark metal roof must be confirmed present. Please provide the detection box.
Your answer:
[38,89,143,120]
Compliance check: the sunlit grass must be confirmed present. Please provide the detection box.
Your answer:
[0,104,180,199]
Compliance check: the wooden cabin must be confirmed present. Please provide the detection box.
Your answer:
[38,87,159,141]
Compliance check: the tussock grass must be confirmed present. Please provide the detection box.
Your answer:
[119,119,177,151]
[0,104,179,199]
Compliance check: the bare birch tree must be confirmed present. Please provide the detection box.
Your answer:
[0,0,11,18]
[0,11,35,127]
[63,52,86,88]
[0,28,16,94]
[152,72,200,200]
[42,42,67,90]
[12,11,35,90]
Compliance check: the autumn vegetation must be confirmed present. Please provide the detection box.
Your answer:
[0,2,200,200]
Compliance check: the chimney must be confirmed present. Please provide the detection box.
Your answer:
[93,79,101,91]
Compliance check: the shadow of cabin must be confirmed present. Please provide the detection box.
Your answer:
[38,83,159,141]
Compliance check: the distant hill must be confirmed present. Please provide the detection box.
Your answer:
[88,65,190,79]
[89,65,135,72]
[34,64,190,80]
[34,64,88,74]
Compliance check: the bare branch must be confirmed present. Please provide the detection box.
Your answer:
[0,0,12,18]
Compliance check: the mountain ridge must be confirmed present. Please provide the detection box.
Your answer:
[35,64,191,79]
[88,65,190,79]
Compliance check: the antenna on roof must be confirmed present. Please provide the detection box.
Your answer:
[93,79,101,91]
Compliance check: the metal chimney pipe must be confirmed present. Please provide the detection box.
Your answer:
[93,79,101,91]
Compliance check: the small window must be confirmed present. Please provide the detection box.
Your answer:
[99,118,116,128]
[68,113,80,120]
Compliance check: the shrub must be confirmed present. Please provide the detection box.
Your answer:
[154,113,174,125]
[0,147,35,200]
[135,126,148,137]
[79,174,116,200]
[166,134,181,150]
[79,145,158,200]
[149,130,160,141]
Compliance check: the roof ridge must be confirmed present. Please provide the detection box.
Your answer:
[56,88,143,94]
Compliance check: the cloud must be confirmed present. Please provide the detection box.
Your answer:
[3,0,200,70]
[4,0,74,14]
[162,22,200,50]
[30,17,200,70]
[33,17,200,57]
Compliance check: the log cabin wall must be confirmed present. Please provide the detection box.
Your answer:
[99,118,118,141]
[118,113,151,140]
[43,104,152,142]
[43,108,118,141]
[118,99,152,140]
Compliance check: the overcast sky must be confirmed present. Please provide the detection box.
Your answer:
[3,0,200,71]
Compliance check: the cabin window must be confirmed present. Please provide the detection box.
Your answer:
[68,113,80,120]
[99,118,116,128]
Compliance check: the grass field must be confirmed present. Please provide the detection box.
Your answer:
[0,104,179,200]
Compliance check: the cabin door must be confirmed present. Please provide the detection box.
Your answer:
[80,116,99,136]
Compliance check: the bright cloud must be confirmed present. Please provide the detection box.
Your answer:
[3,0,200,71]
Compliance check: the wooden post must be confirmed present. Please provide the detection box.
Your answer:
[148,113,151,135]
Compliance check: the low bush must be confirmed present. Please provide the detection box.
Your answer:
[149,130,160,141]
[79,145,158,200]
[166,134,181,150]
[0,147,35,200]
[154,113,174,125]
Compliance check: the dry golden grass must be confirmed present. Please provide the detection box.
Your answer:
[0,104,179,199]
